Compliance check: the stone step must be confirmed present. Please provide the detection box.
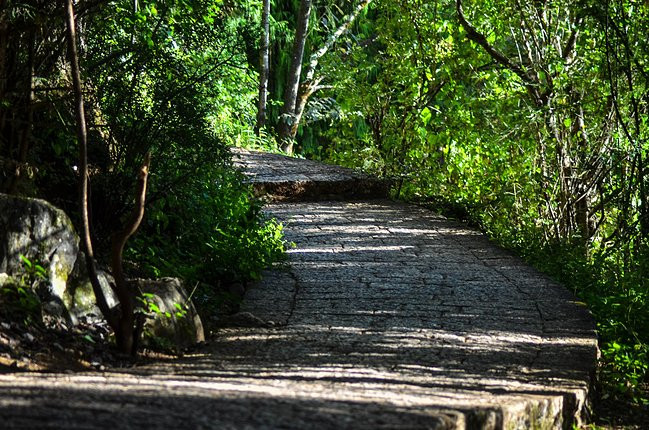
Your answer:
[232,147,389,201]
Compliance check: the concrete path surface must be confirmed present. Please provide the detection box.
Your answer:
[0,149,597,429]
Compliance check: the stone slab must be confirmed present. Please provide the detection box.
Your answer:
[232,148,389,201]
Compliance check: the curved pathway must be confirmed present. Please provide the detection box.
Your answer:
[0,149,597,429]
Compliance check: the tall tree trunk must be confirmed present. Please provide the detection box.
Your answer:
[278,0,312,154]
[255,0,271,134]
[65,0,117,330]
[67,0,151,356]
[279,0,372,153]
[290,0,372,140]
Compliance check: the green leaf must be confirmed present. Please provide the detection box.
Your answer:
[19,255,32,269]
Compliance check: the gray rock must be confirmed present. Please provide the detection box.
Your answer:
[131,277,205,351]
[0,193,79,304]
[64,253,119,324]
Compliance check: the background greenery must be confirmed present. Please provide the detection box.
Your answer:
[289,0,649,410]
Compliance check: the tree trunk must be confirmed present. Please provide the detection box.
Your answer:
[291,80,319,140]
[280,0,372,153]
[278,0,312,154]
[291,0,372,140]
[67,0,152,356]
[65,0,117,331]
[255,0,271,134]
[111,152,150,355]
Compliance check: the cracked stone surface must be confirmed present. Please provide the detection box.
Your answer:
[0,150,597,429]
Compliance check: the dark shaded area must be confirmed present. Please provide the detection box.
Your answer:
[0,381,465,429]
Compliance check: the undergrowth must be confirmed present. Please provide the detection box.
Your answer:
[126,167,286,317]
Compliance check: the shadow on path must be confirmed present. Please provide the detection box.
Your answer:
[0,152,598,429]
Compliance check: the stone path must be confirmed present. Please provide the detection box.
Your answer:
[0,149,597,429]
[232,147,388,201]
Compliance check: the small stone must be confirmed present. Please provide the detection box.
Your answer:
[23,332,35,343]
[1,322,10,330]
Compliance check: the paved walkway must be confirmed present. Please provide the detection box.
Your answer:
[232,147,388,201]
[0,149,597,429]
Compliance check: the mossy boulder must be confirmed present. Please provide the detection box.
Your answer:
[0,193,78,304]
[64,261,119,324]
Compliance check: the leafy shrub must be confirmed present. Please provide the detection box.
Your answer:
[0,256,45,325]
[127,165,285,295]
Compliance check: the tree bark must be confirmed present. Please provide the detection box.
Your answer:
[255,0,271,134]
[290,0,373,140]
[302,0,372,87]
[278,0,312,153]
[279,0,372,153]
[67,0,153,355]
[65,0,117,330]
[111,152,150,355]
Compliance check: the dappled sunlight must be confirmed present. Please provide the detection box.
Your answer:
[0,316,593,426]
[0,200,596,428]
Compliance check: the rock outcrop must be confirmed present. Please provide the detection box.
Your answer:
[64,259,118,324]
[0,193,78,306]
[0,193,119,325]
[0,194,205,350]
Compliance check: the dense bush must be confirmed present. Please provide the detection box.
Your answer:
[128,166,285,288]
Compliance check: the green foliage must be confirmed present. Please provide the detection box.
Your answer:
[0,256,44,325]
[127,167,285,287]
[2,1,286,346]
[314,0,649,406]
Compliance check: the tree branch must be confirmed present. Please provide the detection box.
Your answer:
[110,151,150,355]
[456,0,543,104]
[301,0,373,86]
